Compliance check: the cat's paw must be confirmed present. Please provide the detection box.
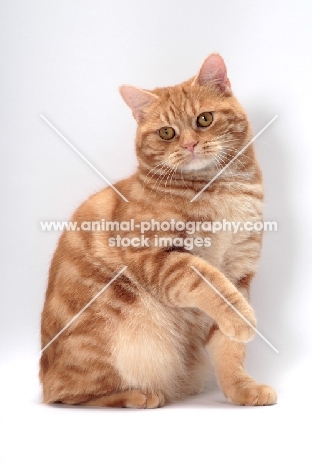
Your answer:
[218,295,257,342]
[125,390,165,409]
[227,383,278,406]
[145,391,166,409]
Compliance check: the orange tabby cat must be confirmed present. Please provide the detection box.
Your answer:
[40,54,277,408]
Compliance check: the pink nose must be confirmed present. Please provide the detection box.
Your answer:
[183,141,197,152]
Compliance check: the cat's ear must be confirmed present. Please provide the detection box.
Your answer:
[119,85,159,122]
[192,54,231,95]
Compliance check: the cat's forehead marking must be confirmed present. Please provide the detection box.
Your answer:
[156,85,203,126]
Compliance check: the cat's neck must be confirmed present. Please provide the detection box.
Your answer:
[136,162,257,202]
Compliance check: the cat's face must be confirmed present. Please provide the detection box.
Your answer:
[135,84,249,174]
[120,54,250,175]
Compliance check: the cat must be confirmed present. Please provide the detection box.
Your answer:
[40,53,277,408]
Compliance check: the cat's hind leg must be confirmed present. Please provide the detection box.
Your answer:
[207,329,277,406]
[41,356,166,408]
[77,390,165,408]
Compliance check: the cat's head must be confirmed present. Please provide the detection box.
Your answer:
[119,54,250,174]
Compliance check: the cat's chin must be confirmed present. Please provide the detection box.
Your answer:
[180,157,214,173]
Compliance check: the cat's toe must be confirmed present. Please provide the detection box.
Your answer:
[232,321,256,343]
[125,390,165,409]
[218,295,257,342]
[220,315,256,342]
[228,383,277,406]
[124,391,149,408]
[145,391,165,408]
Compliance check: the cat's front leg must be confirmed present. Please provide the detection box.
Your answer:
[207,329,277,405]
[125,250,256,342]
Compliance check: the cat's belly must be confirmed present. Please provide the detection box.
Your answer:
[112,294,212,399]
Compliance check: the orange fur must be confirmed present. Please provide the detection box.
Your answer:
[40,54,277,407]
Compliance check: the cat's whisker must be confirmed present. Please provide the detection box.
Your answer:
[163,164,178,201]
[211,133,240,141]
[148,163,175,202]
[215,153,230,176]
[139,167,172,206]
[217,150,249,188]
[137,166,166,202]
[232,129,276,148]
[168,164,180,200]
[179,166,190,190]
[217,151,241,184]
[211,153,223,175]
[156,155,192,197]
[137,157,174,201]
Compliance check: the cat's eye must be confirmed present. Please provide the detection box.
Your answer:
[159,126,176,140]
[197,112,213,128]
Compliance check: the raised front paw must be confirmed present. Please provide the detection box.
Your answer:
[218,293,257,342]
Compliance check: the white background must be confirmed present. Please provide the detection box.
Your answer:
[1,0,312,466]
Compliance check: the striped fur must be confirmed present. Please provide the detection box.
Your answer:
[40,54,277,407]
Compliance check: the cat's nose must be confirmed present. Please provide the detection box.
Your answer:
[183,141,198,152]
